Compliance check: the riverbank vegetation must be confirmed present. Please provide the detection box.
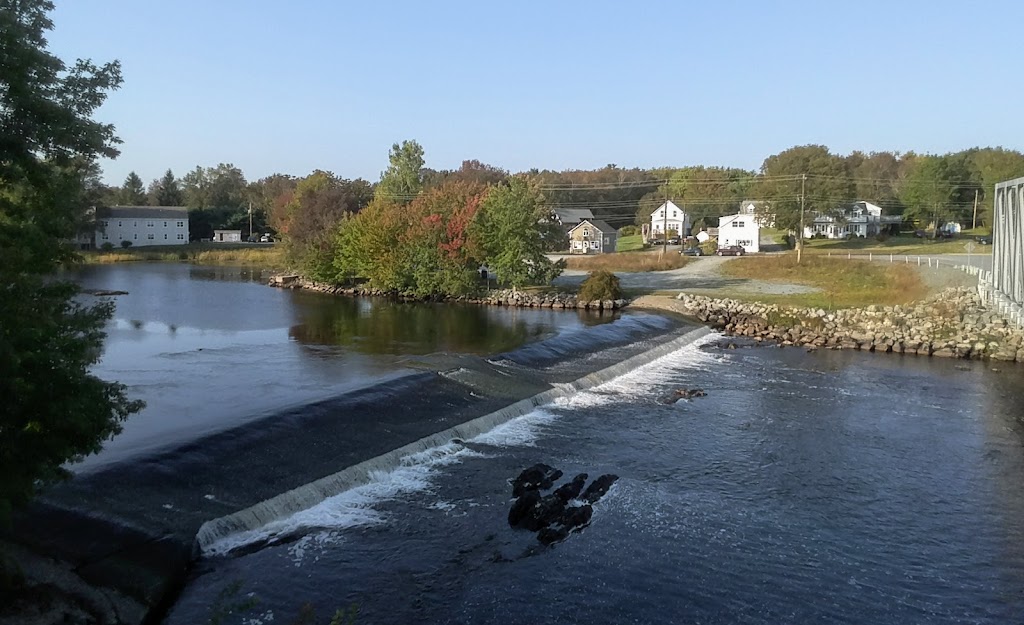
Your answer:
[720,256,927,309]
[83,243,286,267]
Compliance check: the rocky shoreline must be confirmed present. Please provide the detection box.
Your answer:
[269,275,630,310]
[650,288,1024,362]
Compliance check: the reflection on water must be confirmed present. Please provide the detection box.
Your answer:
[288,293,614,355]
[68,263,618,469]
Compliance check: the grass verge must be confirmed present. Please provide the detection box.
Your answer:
[615,234,645,252]
[565,251,687,273]
[802,236,990,256]
[82,243,287,268]
[719,255,928,309]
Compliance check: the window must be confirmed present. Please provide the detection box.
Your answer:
[164,234,168,239]
[582,228,590,237]
[590,240,599,249]
[164,221,168,227]
[133,234,137,239]
[147,233,155,240]
[177,233,185,240]
[118,221,122,227]
[604,237,610,245]
[733,221,745,228]
[102,220,108,227]
[101,233,108,240]
[134,221,137,227]
[177,221,184,227]
[147,221,154,227]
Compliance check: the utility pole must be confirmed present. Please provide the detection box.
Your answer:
[661,193,668,258]
[972,188,979,230]
[248,201,253,240]
[797,173,806,264]
[933,202,939,239]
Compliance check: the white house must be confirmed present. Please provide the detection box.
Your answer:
[803,201,900,240]
[97,206,189,247]
[719,213,760,253]
[649,201,689,238]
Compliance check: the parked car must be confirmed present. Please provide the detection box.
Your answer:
[717,245,745,256]
[680,247,703,256]
[259,234,275,243]
[976,236,992,245]
[913,230,927,238]
[666,236,681,245]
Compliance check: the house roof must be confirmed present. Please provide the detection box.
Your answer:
[552,208,595,224]
[97,206,189,219]
[569,219,617,235]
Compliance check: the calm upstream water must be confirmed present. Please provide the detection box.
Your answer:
[164,334,1024,625]
[71,263,618,470]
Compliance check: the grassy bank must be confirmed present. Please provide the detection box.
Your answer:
[720,255,927,308]
[615,234,645,252]
[802,235,990,256]
[565,251,688,272]
[82,243,287,268]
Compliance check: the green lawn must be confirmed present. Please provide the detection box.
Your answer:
[616,234,645,252]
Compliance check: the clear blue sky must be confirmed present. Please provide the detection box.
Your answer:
[48,0,1024,186]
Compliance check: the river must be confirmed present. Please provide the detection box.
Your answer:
[163,334,1024,624]
[71,264,1024,624]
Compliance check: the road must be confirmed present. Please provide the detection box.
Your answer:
[553,255,820,295]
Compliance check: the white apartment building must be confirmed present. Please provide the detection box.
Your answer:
[97,206,189,247]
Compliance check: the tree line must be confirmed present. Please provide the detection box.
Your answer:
[106,144,1024,250]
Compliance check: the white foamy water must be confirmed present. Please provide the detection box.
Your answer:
[202,442,485,557]
[468,408,560,447]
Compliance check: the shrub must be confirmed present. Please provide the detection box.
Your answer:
[875,233,889,243]
[578,270,622,301]
[700,239,718,255]
[120,240,132,249]
[100,242,114,252]
[618,225,639,237]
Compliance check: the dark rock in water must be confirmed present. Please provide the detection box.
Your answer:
[511,463,563,498]
[580,474,619,504]
[82,288,129,296]
[507,467,617,545]
[662,388,707,403]
[552,473,588,503]
[520,493,567,532]
[508,489,541,527]
[537,504,594,546]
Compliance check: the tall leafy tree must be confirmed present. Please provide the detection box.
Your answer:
[280,171,372,279]
[376,139,425,204]
[759,145,855,234]
[0,0,143,525]
[968,147,1024,227]
[474,178,562,290]
[147,168,183,206]
[899,154,974,229]
[117,170,146,205]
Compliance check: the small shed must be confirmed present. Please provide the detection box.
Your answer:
[568,219,618,254]
[213,230,242,243]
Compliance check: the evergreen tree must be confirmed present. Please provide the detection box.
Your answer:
[148,168,183,206]
[117,170,146,205]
